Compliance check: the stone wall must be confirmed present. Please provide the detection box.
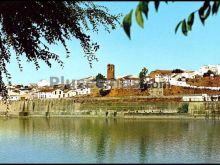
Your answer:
[1,98,220,118]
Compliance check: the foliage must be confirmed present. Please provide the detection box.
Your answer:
[99,88,110,96]
[172,69,184,73]
[95,73,106,88]
[178,103,189,113]
[0,1,121,100]
[139,67,148,90]
[203,70,215,77]
[123,1,220,38]
[95,73,106,81]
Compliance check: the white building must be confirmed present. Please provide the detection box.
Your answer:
[63,90,77,98]
[37,88,64,99]
[180,71,196,79]
[37,89,53,99]
[182,94,213,102]
[8,95,21,101]
[117,75,140,87]
[75,87,91,95]
[7,90,21,101]
[197,64,220,76]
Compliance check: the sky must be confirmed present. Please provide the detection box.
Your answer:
[5,1,220,85]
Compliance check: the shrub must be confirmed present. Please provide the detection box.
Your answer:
[172,69,184,73]
[99,89,110,96]
[203,70,215,77]
[178,103,189,113]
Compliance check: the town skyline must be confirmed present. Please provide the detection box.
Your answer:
[7,63,220,86]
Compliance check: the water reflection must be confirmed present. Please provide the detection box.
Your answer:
[0,118,220,163]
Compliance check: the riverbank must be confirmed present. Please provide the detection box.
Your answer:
[0,97,220,119]
[0,114,216,121]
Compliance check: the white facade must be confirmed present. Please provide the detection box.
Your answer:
[198,65,220,75]
[155,74,172,83]
[37,91,53,99]
[180,72,195,79]
[8,95,20,101]
[155,74,164,83]
[76,88,91,95]
[182,94,220,102]
[52,89,64,98]
[182,94,208,102]
[169,78,188,87]
[63,90,77,98]
[37,89,64,99]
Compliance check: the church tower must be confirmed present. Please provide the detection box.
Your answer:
[107,64,115,80]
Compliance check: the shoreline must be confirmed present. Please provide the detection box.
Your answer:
[0,113,218,120]
[1,99,220,120]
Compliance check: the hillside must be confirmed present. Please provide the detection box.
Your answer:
[164,85,220,96]
[187,76,220,87]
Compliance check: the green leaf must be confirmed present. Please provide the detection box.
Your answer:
[155,1,160,12]
[187,12,194,31]
[135,3,144,28]
[175,21,182,34]
[212,1,220,15]
[199,3,211,25]
[140,1,149,19]
[181,19,187,36]
[199,7,205,25]
[123,9,133,39]
[204,5,211,19]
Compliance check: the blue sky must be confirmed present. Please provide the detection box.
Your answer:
[6,2,220,85]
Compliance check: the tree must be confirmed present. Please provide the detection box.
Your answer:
[139,67,148,90]
[0,1,121,100]
[177,103,189,113]
[95,73,106,88]
[203,70,215,77]
[123,1,220,39]
[172,69,184,73]
[99,88,110,97]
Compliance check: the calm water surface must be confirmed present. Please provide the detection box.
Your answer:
[0,117,220,163]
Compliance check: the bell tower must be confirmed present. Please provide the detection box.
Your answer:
[107,64,115,80]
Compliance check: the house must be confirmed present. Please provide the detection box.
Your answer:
[37,89,54,99]
[8,95,21,101]
[75,87,91,95]
[197,64,220,76]
[36,88,64,99]
[182,94,213,102]
[149,70,173,78]
[8,89,21,101]
[117,75,139,88]
[63,89,77,98]
[52,89,64,98]
[181,71,195,79]
[155,74,171,83]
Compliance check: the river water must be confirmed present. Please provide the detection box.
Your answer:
[0,117,220,163]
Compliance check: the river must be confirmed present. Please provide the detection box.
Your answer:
[0,117,220,163]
